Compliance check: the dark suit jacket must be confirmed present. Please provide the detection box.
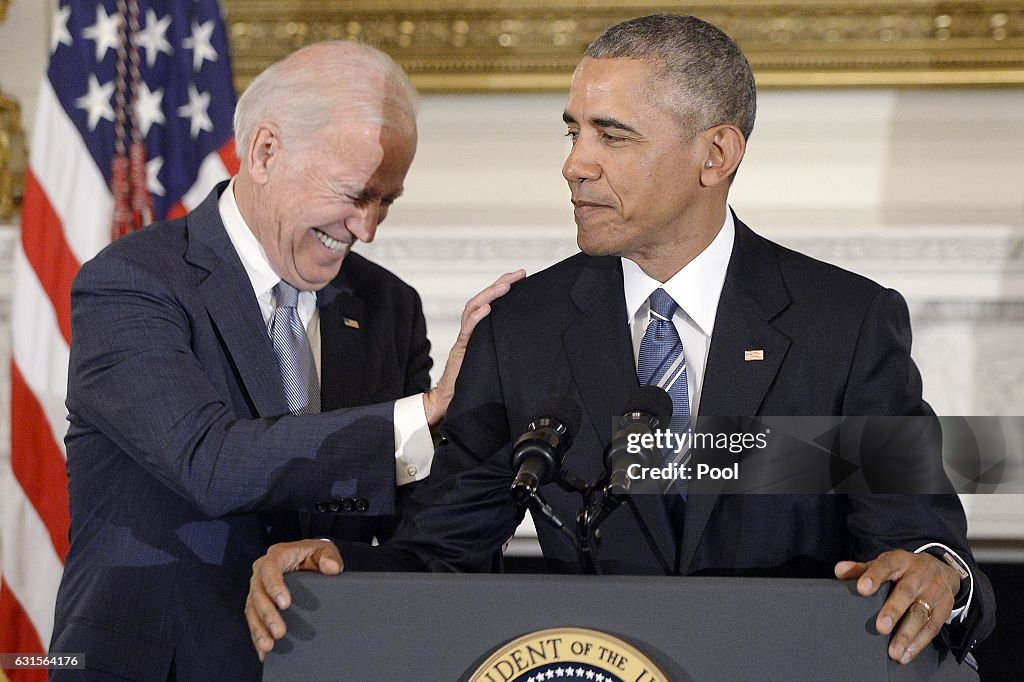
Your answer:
[344,216,994,662]
[51,183,431,681]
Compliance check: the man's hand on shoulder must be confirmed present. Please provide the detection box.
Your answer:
[423,269,526,426]
[246,539,343,662]
[835,549,961,665]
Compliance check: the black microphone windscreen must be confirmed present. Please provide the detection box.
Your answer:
[534,392,583,434]
[620,385,673,420]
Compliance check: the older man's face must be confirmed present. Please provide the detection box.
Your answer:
[562,57,712,273]
[251,120,416,291]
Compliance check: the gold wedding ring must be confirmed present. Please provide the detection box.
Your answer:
[912,598,933,621]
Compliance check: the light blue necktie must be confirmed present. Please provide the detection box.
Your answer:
[637,288,691,508]
[270,281,320,415]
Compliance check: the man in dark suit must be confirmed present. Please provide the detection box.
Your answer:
[51,41,521,680]
[246,15,995,668]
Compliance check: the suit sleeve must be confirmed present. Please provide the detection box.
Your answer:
[66,254,398,518]
[840,288,995,659]
[342,311,523,572]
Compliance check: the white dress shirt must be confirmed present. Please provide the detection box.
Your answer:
[620,209,972,624]
[219,179,433,485]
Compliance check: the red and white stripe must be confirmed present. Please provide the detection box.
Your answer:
[1,77,237,676]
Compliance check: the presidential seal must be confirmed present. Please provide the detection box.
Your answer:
[469,627,667,682]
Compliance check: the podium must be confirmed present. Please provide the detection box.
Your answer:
[263,573,975,681]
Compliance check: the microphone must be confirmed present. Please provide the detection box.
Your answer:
[510,394,582,505]
[604,386,673,498]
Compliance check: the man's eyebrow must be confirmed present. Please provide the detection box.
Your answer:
[345,186,404,203]
[561,111,640,136]
[591,116,641,135]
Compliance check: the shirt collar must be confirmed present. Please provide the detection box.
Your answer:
[219,177,281,301]
[621,209,735,337]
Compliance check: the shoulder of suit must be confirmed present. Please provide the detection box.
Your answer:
[757,232,889,304]
[77,214,190,282]
[489,252,599,316]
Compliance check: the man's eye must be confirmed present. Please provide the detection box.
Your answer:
[564,130,579,142]
[601,132,626,143]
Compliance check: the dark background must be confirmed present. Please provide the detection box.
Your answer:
[973,562,1023,681]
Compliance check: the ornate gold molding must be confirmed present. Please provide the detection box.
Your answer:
[0,93,26,221]
[223,1,1024,92]
[0,0,26,220]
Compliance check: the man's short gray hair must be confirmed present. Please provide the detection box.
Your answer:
[585,14,756,140]
[233,40,417,161]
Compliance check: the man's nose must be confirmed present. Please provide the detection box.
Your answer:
[562,138,601,183]
[348,203,380,242]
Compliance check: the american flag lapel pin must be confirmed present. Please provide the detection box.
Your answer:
[744,349,764,361]
[343,318,360,329]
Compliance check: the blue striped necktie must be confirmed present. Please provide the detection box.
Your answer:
[270,281,320,415]
[638,288,691,515]
[637,288,691,433]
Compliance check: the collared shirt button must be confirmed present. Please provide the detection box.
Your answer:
[407,465,418,478]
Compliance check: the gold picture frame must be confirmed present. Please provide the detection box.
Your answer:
[223,0,1024,92]
[0,0,26,220]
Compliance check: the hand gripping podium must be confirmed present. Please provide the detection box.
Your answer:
[262,573,975,681]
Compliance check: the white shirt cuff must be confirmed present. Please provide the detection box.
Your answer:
[393,394,434,486]
[914,542,974,625]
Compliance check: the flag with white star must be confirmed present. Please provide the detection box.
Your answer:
[1,1,237,675]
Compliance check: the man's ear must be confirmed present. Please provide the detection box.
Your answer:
[248,124,281,185]
[699,124,746,187]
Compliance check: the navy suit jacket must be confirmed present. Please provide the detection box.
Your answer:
[343,216,994,662]
[52,183,431,680]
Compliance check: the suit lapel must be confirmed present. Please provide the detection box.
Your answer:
[563,257,678,566]
[184,183,289,417]
[680,217,792,572]
[317,272,368,410]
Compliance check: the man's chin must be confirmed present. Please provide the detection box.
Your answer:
[297,259,347,291]
[576,233,619,258]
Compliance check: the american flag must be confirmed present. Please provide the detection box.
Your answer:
[1,1,236,677]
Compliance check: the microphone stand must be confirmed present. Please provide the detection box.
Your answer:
[513,459,636,575]
[558,469,622,575]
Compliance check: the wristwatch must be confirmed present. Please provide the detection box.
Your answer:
[923,547,971,611]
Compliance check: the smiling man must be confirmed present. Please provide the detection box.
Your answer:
[247,16,994,672]
[50,41,521,681]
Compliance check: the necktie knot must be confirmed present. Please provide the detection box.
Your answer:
[274,281,300,309]
[648,288,678,321]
